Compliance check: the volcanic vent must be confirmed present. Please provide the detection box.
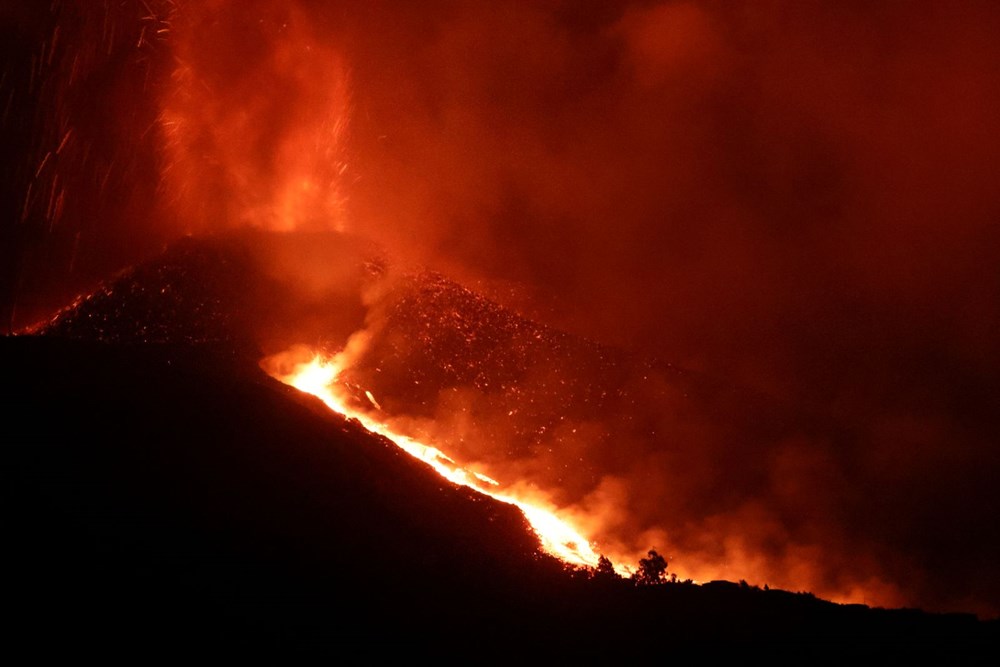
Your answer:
[32,229,851,588]
[34,229,659,571]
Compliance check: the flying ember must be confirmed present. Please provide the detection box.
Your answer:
[262,343,621,572]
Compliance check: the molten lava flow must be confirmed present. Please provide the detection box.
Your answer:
[263,344,615,571]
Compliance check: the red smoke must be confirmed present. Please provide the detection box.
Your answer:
[338,3,1000,615]
[159,0,351,234]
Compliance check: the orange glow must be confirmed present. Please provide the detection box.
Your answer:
[158,2,351,234]
[262,343,622,573]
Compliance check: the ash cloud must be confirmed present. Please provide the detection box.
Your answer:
[4,0,999,617]
[330,0,1000,616]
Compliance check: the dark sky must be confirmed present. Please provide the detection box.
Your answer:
[2,0,999,617]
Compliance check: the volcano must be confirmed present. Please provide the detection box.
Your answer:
[5,232,997,659]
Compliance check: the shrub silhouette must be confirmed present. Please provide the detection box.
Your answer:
[633,549,668,585]
[592,555,620,583]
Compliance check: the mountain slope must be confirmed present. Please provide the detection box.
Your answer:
[6,232,997,658]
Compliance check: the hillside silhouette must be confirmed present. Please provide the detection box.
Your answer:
[5,233,997,660]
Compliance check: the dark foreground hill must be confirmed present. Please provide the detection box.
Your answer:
[5,335,997,661]
[5,232,998,660]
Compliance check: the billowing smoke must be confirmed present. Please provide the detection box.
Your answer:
[159,0,351,234]
[3,0,998,617]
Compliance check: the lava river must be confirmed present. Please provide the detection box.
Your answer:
[262,342,624,574]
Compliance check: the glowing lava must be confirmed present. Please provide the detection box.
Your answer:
[263,344,613,571]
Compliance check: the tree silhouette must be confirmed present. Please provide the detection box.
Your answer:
[633,549,668,585]
[592,555,620,583]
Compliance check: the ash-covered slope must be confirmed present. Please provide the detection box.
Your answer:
[32,231,794,557]
[28,231,1000,616]
[31,229,379,352]
[8,232,998,658]
[320,261,1000,620]
[4,335,569,653]
[36,234,265,346]
[339,267,800,474]
[5,336,996,660]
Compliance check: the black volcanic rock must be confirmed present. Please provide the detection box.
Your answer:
[32,230,381,353]
[5,335,996,660]
[3,336,569,654]
[35,235,265,345]
[5,234,998,659]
